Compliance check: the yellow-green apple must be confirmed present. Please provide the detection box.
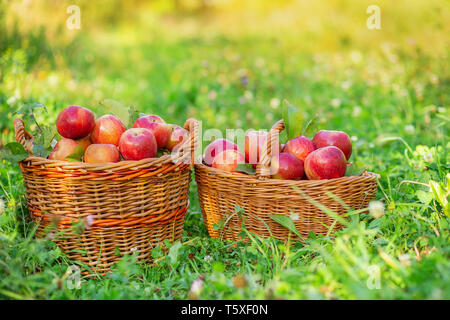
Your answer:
[244,130,281,167]
[84,144,120,163]
[212,149,245,172]
[56,105,95,139]
[119,128,157,160]
[304,146,347,180]
[48,138,78,160]
[312,130,352,160]
[284,136,316,162]
[270,152,304,180]
[76,135,92,151]
[91,115,126,146]
[204,139,238,166]
[132,115,171,148]
[166,124,189,151]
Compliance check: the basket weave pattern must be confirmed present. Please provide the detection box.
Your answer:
[14,117,198,273]
[195,120,378,241]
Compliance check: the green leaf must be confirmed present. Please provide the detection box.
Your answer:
[302,115,318,137]
[65,144,85,162]
[0,142,29,163]
[429,180,449,216]
[345,161,366,176]
[99,99,130,128]
[416,190,433,205]
[32,125,57,158]
[234,162,256,175]
[168,241,182,266]
[268,214,304,240]
[282,100,303,141]
[128,105,141,128]
[14,103,47,121]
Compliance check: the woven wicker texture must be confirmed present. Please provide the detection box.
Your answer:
[195,119,378,241]
[14,117,199,274]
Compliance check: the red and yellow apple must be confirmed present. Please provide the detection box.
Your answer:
[270,152,304,180]
[133,115,171,148]
[48,138,78,160]
[304,146,347,180]
[119,128,157,160]
[244,130,281,167]
[312,130,352,160]
[84,144,120,164]
[56,105,95,139]
[204,139,238,166]
[212,149,245,172]
[91,115,126,146]
[166,124,189,151]
[284,136,316,162]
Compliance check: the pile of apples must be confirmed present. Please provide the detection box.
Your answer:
[49,105,188,163]
[203,129,352,180]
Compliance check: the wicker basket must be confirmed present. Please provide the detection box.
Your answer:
[14,117,199,274]
[195,119,378,241]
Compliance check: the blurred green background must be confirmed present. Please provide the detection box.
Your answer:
[0,0,449,300]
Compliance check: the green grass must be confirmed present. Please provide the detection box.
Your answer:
[0,1,449,300]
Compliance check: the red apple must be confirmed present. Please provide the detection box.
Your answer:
[312,130,352,160]
[212,149,245,172]
[84,144,120,164]
[204,139,238,166]
[56,105,95,139]
[48,138,78,160]
[284,136,316,162]
[244,130,281,167]
[270,152,304,180]
[304,146,347,180]
[119,128,157,160]
[166,124,189,151]
[91,115,126,146]
[132,115,171,148]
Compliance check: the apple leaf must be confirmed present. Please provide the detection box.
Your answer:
[14,103,47,122]
[345,161,366,176]
[65,144,85,162]
[268,214,304,241]
[282,100,303,141]
[99,99,130,128]
[234,162,256,175]
[32,124,57,158]
[302,115,318,137]
[128,104,141,128]
[0,142,29,163]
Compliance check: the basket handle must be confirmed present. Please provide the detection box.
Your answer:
[255,119,285,179]
[14,118,34,155]
[172,117,199,167]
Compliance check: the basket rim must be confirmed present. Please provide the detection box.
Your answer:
[14,117,199,173]
[194,162,379,187]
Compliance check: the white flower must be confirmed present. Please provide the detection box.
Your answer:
[331,98,341,108]
[244,90,253,100]
[190,279,203,294]
[405,125,415,135]
[0,199,5,215]
[423,153,433,163]
[270,98,280,109]
[438,107,446,114]
[351,136,358,142]
[289,212,299,221]
[84,215,94,229]
[130,247,138,252]
[352,106,362,117]
[369,201,385,219]
[203,255,213,262]
[341,81,351,90]
[6,96,17,105]
[398,254,411,267]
